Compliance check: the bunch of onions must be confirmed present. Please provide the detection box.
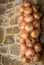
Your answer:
[18,1,42,64]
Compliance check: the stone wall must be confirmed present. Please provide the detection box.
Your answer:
[0,0,44,65]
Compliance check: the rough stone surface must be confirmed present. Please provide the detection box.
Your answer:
[10,44,20,56]
[0,46,8,53]
[0,5,6,15]
[0,55,2,63]
[11,59,23,65]
[10,15,18,25]
[2,56,12,65]
[6,27,19,34]
[2,56,23,65]
[4,35,15,44]
[0,28,4,44]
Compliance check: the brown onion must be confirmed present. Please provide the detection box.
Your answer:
[20,21,28,30]
[33,12,42,20]
[32,4,39,12]
[32,53,41,62]
[24,7,33,15]
[30,29,39,39]
[20,6,25,13]
[25,23,34,32]
[34,43,42,52]
[20,30,29,40]
[24,15,33,23]
[24,1,31,7]
[19,37,25,44]
[25,48,35,57]
[20,43,27,54]
[18,13,24,22]
[22,57,30,63]
[35,38,39,43]
[26,38,35,48]
[33,20,40,28]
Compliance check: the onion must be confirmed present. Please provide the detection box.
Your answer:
[24,15,33,23]
[25,48,35,57]
[30,29,39,39]
[33,12,42,20]
[25,23,34,32]
[22,57,30,63]
[32,53,41,62]
[32,4,39,12]
[34,43,42,52]
[20,6,25,13]
[24,7,33,15]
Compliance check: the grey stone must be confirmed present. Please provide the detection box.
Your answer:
[2,56,12,65]
[0,6,6,15]
[0,46,8,53]
[10,44,20,56]
[7,2,14,10]
[9,0,15,2]
[0,55,2,63]
[0,0,9,3]
[4,35,15,44]
[0,28,4,44]
[0,18,3,25]
[11,59,23,65]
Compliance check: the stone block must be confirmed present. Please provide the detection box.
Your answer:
[0,5,6,15]
[9,0,15,2]
[6,27,19,34]
[2,56,12,65]
[10,16,18,25]
[0,28,4,44]
[0,64,2,65]
[15,5,21,14]
[2,56,23,65]
[13,27,19,34]
[6,10,15,17]
[0,16,9,26]
[0,0,9,3]
[0,46,8,53]
[0,55,2,63]
[0,18,3,25]
[4,35,15,44]
[11,59,23,65]
[2,17,10,27]
[7,2,14,10]
[10,44,20,56]
[15,34,20,44]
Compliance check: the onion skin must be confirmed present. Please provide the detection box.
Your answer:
[20,30,29,40]
[33,20,40,28]
[20,6,25,13]
[24,2,31,7]
[24,15,33,23]
[25,23,34,32]
[22,57,30,63]
[30,29,39,39]
[32,54,41,62]
[24,7,33,15]
[20,21,28,30]
[34,43,42,52]
[20,43,27,54]
[25,48,35,57]
[32,4,39,12]
[33,12,42,20]
[18,13,24,22]
[26,38,35,48]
